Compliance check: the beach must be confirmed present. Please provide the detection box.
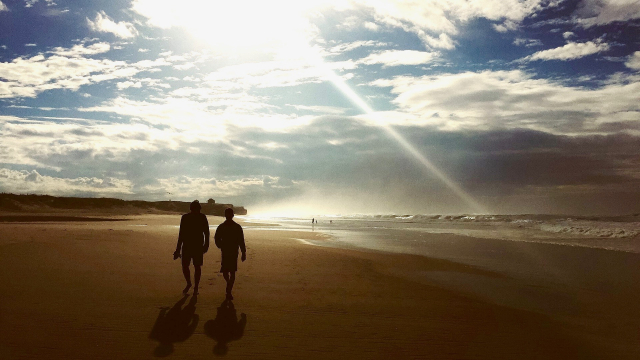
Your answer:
[1,214,639,359]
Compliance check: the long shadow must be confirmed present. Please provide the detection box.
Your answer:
[204,299,247,356]
[149,294,199,357]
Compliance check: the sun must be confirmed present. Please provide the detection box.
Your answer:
[132,0,335,54]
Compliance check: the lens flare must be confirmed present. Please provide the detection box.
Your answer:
[311,55,488,214]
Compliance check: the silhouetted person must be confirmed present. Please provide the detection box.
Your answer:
[204,299,247,355]
[149,294,199,357]
[174,200,210,295]
[214,208,246,300]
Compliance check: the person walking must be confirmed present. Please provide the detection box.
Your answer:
[174,200,210,295]
[214,208,246,300]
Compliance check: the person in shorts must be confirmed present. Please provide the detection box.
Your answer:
[214,208,246,300]
[174,200,210,295]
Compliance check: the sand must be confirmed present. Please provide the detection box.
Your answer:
[0,214,638,359]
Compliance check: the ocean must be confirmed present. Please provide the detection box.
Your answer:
[240,213,640,317]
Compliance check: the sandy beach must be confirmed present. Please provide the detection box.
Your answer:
[1,214,638,359]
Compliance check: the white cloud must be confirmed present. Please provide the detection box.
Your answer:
[286,104,347,114]
[25,43,37,47]
[0,168,135,196]
[203,59,355,90]
[574,0,640,27]
[0,1,8,11]
[523,40,610,61]
[513,38,543,47]
[116,78,170,90]
[421,33,455,50]
[79,94,312,132]
[24,0,56,7]
[153,175,295,199]
[87,11,138,39]
[563,31,575,39]
[357,50,439,67]
[0,117,187,170]
[49,42,110,57]
[0,43,170,98]
[626,51,640,70]
[116,80,142,90]
[353,0,553,49]
[327,40,387,54]
[370,70,640,133]
[493,20,518,33]
[364,21,379,31]
[132,0,556,53]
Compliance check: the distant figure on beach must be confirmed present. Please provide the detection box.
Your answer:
[214,208,246,300]
[312,218,314,224]
[174,200,210,295]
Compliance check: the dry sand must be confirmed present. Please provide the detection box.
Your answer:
[0,214,638,359]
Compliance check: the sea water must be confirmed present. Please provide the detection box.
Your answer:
[242,213,640,254]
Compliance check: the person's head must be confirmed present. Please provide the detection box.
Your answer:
[190,200,201,213]
[224,207,234,220]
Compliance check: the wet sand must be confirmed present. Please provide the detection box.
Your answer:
[0,214,638,359]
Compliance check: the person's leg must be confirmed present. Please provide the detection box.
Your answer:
[182,264,192,293]
[193,265,201,295]
[226,271,236,299]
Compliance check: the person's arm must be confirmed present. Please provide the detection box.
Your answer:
[239,226,246,261]
[214,224,222,249]
[203,215,210,253]
[174,216,184,259]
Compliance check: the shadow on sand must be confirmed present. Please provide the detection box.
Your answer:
[204,299,247,356]
[149,294,199,357]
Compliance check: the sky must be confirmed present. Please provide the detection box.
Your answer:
[0,0,639,216]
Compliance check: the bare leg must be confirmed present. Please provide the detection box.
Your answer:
[193,265,201,295]
[224,271,236,299]
[182,264,192,293]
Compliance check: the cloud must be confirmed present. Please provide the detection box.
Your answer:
[116,80,142,90]
[354,0,555,49]
[513,38,543,47]
[574,0,640,27]
[87,11,138,39]
[131,0,556,53]
[370,70,640,134]
[357,50,439,67]
[0,168,135,197]
[286,104,347,115]
[364,21,379,31]
[492,20,518,33]
[49,42,110,57]
[327,40,388,54]
[153,175,300,199]
[563,31,575,39]
[0,1,7,11]
[0,118,180,169]
[522,40,610,61]
[0,43,170,98]
[626,51,640,70]
[24,0,56,7]
[203,59,355,90]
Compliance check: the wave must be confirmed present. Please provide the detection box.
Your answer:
[331,213,640,239]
